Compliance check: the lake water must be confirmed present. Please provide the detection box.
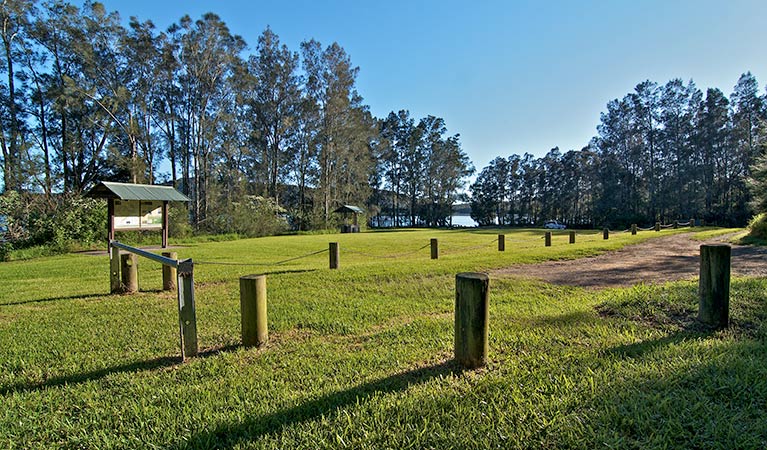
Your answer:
[450,215,478,227]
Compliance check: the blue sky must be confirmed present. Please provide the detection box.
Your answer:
[99,0,767,172]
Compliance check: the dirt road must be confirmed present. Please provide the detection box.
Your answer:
[492,233,767,289]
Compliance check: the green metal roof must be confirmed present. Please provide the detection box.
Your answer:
[86,181,190,202]
[333,205,364,214]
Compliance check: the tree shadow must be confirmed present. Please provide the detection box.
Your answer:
[0,293,107,307]
[170,360,464,449]
[0,344,240,396]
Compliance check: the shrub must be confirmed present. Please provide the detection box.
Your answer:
[747,213,767,240]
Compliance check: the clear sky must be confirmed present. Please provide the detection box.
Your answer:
[98,0,767,172]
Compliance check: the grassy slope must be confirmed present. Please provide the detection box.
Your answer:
[1,227,765,449]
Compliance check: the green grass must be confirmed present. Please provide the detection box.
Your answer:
[1,227,765,449]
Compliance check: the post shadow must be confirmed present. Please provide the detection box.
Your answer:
[171,360,463,450]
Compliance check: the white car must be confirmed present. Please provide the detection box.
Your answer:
[543,220,566,229]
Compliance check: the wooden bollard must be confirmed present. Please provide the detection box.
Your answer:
[431,238,439,259]
[162,251,177,291]
[690,218,695,228]
[110,245,121,294]
[120,253,138,293]
[569,230,575,244]
[701,219,706,227]
[603,228,609,240]
[655,222,660,232]
[699,244,731,329]
[240,274,268,347]
[455,272,489,369]
[631,224,637,235]
[544,231,551,247]
[177,259,198,359]
[673,220,678,229]
[498,234,505,252]
[329,242,339,269]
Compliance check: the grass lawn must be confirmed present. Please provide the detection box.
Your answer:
[1,227,765,449]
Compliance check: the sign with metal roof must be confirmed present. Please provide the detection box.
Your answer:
[86,181,190,202]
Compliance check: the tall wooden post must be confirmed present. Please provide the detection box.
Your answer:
[120,253,138,293]
[240,274,268,347]
[498,234,505,251]
[699,244,730,329]
[162,251,177,291]
[455,272,489,369]
[431,238,439,259]
[162,201,169,248]
[569,230,575,244]
[545,231,552,247]
[603,228,609,240]
[177,259,198,359]
[631,224,637,235]
[110,243,121,294]
[655,222,660,232]
[329,242,339,269]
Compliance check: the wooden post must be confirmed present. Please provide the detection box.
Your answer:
[655,222,660,232]
[240,274,268,347]
[569,230,575,244]
[631,224,637,235]
[498,234,505,251]
[110,243,121,294]
[698,244,730,329]
[107,199,115,249]
[162,251,177,291]
[673,220,678,229]
[545,231,551,247]
[177,259,198,359]
[455,272,489,369]
[162,201,169,248]
[329,242,339,269]
[701,219,706,227]
[120,253,138,293]
[431,238,439,259]
[603,228,609,240]
[690,218,695,228]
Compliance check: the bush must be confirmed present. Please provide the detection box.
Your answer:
[747,213,767,240]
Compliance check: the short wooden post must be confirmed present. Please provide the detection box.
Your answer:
[240,274,268,347]
[631,224,637,235]
[698,244,731,329]
[120,253,138,293]
[673,220,678,229]
[162,251,177,291]
[455,272,489,369]
[701,219,706,227]
[177,259,198,359]
[655,222,660,232]
[431,238,439,259]
[110,244,121,294]
[544,231,551,247]
[569,230,575,244]
[603,228,609,240]
[690,218,695,228]
[329,242,339,269]
[498,234,505,251]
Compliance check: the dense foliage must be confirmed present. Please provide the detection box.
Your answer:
[0,0,473,235]
[471,75,767,228]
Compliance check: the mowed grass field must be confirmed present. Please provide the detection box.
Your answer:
[1,228,766,449]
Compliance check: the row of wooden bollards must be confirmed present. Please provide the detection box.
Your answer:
[238,270,491,369]
[116,251,178,293]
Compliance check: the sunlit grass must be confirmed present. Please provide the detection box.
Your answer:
[1,227,764,449]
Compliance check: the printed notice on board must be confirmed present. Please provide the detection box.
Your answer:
[114,200,163,230]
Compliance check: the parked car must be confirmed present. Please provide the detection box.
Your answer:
[543,220,566,229]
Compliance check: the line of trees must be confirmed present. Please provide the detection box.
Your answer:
[471,74,767,227]
[0,0,473,233]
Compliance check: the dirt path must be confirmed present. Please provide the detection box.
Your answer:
[492,233,767,289]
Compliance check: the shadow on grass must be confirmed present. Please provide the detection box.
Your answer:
[0,345,240,396]
[171,360,463,449]
[0,292,107,307]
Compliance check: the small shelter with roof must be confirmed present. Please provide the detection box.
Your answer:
[86,181,190,248]
[333,204,364,233]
